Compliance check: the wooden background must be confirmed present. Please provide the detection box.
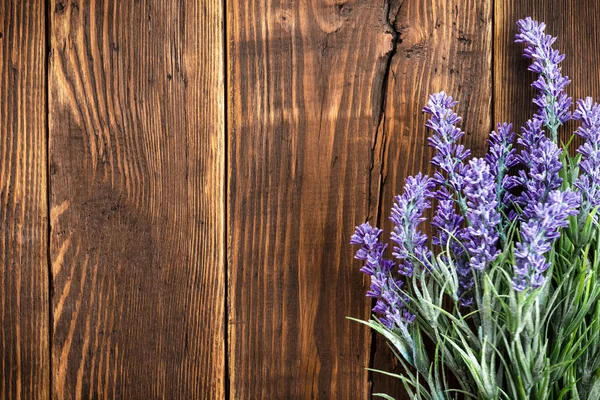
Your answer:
[1,0,599,398]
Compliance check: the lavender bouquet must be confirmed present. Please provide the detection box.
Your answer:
[350,18,600,399]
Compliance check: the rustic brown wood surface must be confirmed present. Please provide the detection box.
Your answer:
[2,0,600,399]
[227,0,389,397]
[47,0,225,398]
[0,1,49,399]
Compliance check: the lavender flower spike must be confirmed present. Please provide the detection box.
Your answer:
[432,199,473,306]
[423,92,470,210]
[390,173,434,276]
[516,17,572,140]
[514,119,563,218]
[486,123,518,209]
[351,223,415,329]
[573,98,600,215]
[463,158,501,271]
[432,199,463,250]
[513,190,580,291]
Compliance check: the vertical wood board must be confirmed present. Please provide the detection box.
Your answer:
[0,1,50,398]
[227,0,401,397]
[48,0,225,397]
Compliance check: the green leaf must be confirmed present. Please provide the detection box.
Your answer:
[373,394,396,400]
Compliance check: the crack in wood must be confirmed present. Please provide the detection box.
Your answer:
[366,1,402,397]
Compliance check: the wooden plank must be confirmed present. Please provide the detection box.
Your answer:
[48,0,225,398]
[494,1,600,143]
[227,1,399,398]
[0,1,50,399]
[373,0,493,396]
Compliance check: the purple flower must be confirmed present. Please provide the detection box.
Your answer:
[516,17,572,140]
[432,199,463,249]
[423,92,470,206]
[486,123,517,170]
[431,198,473,306]
[463,158,501,271]
[390,173,434,275]
[516,119,546,169]
[379,287,416,328]
[351,223,415,329]
[424,92,479,305]
[573,98,600,214]
[512,119,563,218]
[523,138,563,215]
[486,123,518,206]
[513,190,580,291]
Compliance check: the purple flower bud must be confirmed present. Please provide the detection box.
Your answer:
[351,222,415,329]
[390,173,434,273]
[573,98,600,214]
[423,92,470,200]
[513,119,563,218]
[432,198,463,248]
[513,190,580,291]
[424,93,480,304]
[516,17,572,139]
[486,123,518,219]
[486,123,518,173]
[462,158,501,271]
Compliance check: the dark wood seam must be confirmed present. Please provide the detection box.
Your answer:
[45,0,53,398]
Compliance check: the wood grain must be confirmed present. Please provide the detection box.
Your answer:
[48,0,225,398]
[0,1,50,399]
[5,1,598,398]
[373,0,493,396]
[227,0,400,397]
[494,0,600,144]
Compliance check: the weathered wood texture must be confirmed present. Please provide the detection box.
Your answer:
[494,1,600,143]
[227,0,495,396]
[48,0,225,398]
[4,1,600,399]
[227,0,399,397]
[373,1,493,396]
[0,1,49,399]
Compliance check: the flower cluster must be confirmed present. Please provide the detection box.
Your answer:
[351,223,415,329]
[351,174,432,329]
[349,17,600,399]
[510,118,564,219]
[423,92,470,206]
[516,17,572,139]
[351,16,591,322]
[573,98,600,214]
[462,158,501,271]
[424,92,473,304]
[513,190,580,290]
[431,198,472,305]
[486,123,518,214]
[390,173,434,276]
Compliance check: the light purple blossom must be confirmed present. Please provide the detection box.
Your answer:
[513,190,580,291]
[486,123,518,209]
[432,199,463,250]
[432,198,473,306]
[351,223,415,329]
[423,92,470,205]
[424,92,473,304]
[390,173,434,276]
[516,17,572,140]
[512,119,563,218]
[516,119,546,169]
[350,18,587,320]
[463,158,501,271]
[573,98,600,214]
